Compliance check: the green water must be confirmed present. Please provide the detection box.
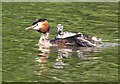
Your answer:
[2,2,119,82]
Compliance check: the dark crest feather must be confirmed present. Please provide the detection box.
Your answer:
[32,18,47,25]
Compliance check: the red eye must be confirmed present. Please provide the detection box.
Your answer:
[33,23,38,28]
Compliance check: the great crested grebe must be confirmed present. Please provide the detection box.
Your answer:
[25,18,101,48]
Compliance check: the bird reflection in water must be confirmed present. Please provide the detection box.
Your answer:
[34,44,50,76]
[76,47,101,60]
[35,40,102,74]
[53,40,72,69]
[53,40,101,69]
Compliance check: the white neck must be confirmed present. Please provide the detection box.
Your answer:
[39,33,50,46]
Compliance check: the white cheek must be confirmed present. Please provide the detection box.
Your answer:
[32,23,42,30]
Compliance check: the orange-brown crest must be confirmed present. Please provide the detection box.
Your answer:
[39,21,49,33]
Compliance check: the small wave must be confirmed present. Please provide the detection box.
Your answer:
[98,42,119,48]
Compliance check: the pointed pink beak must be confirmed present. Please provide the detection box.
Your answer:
[25,26,32,30]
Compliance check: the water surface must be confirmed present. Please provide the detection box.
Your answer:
[32,43,118,82]
[2,2,118,82]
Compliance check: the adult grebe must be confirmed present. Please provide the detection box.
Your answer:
[25,18,101,48]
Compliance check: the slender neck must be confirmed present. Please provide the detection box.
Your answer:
[57,24,63,35]
[39,32,50,46]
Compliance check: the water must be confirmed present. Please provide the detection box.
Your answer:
[30,42,118,82]
[2,42,119,82]
[2,2,118,82]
